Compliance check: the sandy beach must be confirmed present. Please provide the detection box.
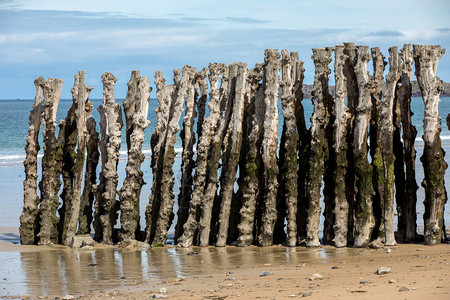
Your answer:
[0,226,448,299]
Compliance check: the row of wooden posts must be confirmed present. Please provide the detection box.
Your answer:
[20,43,448,248]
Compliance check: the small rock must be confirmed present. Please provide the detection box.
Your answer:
[302,292,312,297]
[389,279,396,283]
[359,280,368,284]
[385,248,392,253]
[159,287,167,293]
[288,295,296,298]
[296,264,303,267]
[62,296,75,300]
[70,235,94,248]
[309,273,323,281]
[260,271,272,277]
[368,239,383,249]
[399,286,409,292]
[187,252,198,256]
[152,294,167,299]
[331,266,339,269]
[375,267,391,275]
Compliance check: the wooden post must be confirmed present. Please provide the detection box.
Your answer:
[306,47,333,247]
[413,45,448,245]
[258,49,281,247]
[94,72,123,244]
[332,46,351,247]
[38,77,64,245]
[353,46,375,247]
[119,71,151,243]
[381,47,401,246]
[20,77,45,245]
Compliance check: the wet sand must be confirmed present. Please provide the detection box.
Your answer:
[0,227,449,299]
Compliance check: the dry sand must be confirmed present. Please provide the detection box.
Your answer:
[1,226,448,300]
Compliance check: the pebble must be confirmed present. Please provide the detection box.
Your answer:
[331,266,339,269]
[62,296,75,300]
[159,287,167,293]
[359,280,368,284]
[260,271,273,277]
[309,273,323,281]
[389,279,396,283]
[152,294,167,299]
[375,266,391,275]
[187,252,198,256]
[288,295,296,298]
[302,292,312,297]
[399,286,409,292]
[385,248,392,253]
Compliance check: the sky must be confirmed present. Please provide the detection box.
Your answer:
[0,0,449,99]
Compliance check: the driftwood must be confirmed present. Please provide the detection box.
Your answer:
[413,45,448,245]
[94,72,123,244]
[119,71,151,243]
[37,77,64,245]
[332,46,351,247]
[20,77,45,245]
[397,44,418,242]
[258,49,281,247]
[306,47,333,247]
[353,46,375,247]
[380,47,401,246]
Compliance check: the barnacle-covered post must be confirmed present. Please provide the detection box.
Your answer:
[397,44,418,242]
[279,50,299,246]
[332,46,351,247]
[237,65,264,247]
[413,44,448,245]
[368,47,386,240]
[119,71,151,243]
[94,72,123,244]
[38,77,64,245]
[146,70,178,243]
[151,66,196,246]
[20,77,45,245]
[380,47,401,246]
[215,62,247,247]
[183,63,226,247]
[306,47,332,247]
[353,46,375,247]
[64,71,93,246]
[258,49,281,247]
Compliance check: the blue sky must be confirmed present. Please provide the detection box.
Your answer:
[0,0,449,99]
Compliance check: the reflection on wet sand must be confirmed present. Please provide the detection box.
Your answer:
[5,245,359,297]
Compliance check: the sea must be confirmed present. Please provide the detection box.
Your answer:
[0,97,449,233]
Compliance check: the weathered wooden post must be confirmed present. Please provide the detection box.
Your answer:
[380,47,401,246]
[368,47,386,241]
[353,46,375,247]
[279,50,300,246]
[413,44,448,245]
[332,45,351,247]
[196,67,209,140]
[292,54,308,244]
[259,49,281,247]
[397,44,418,242]
[64,71,93,246]
[78,113,100,235]
[94,72,123,244]
[20,77,45,245]
[343,43,358,243]
[119,71,151,243]
[146,70,178,243]
[237,65,264,247]
[151,66,196,246]
[38,77,64,245]
[215,62,247,247]
[306,47,333,247]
